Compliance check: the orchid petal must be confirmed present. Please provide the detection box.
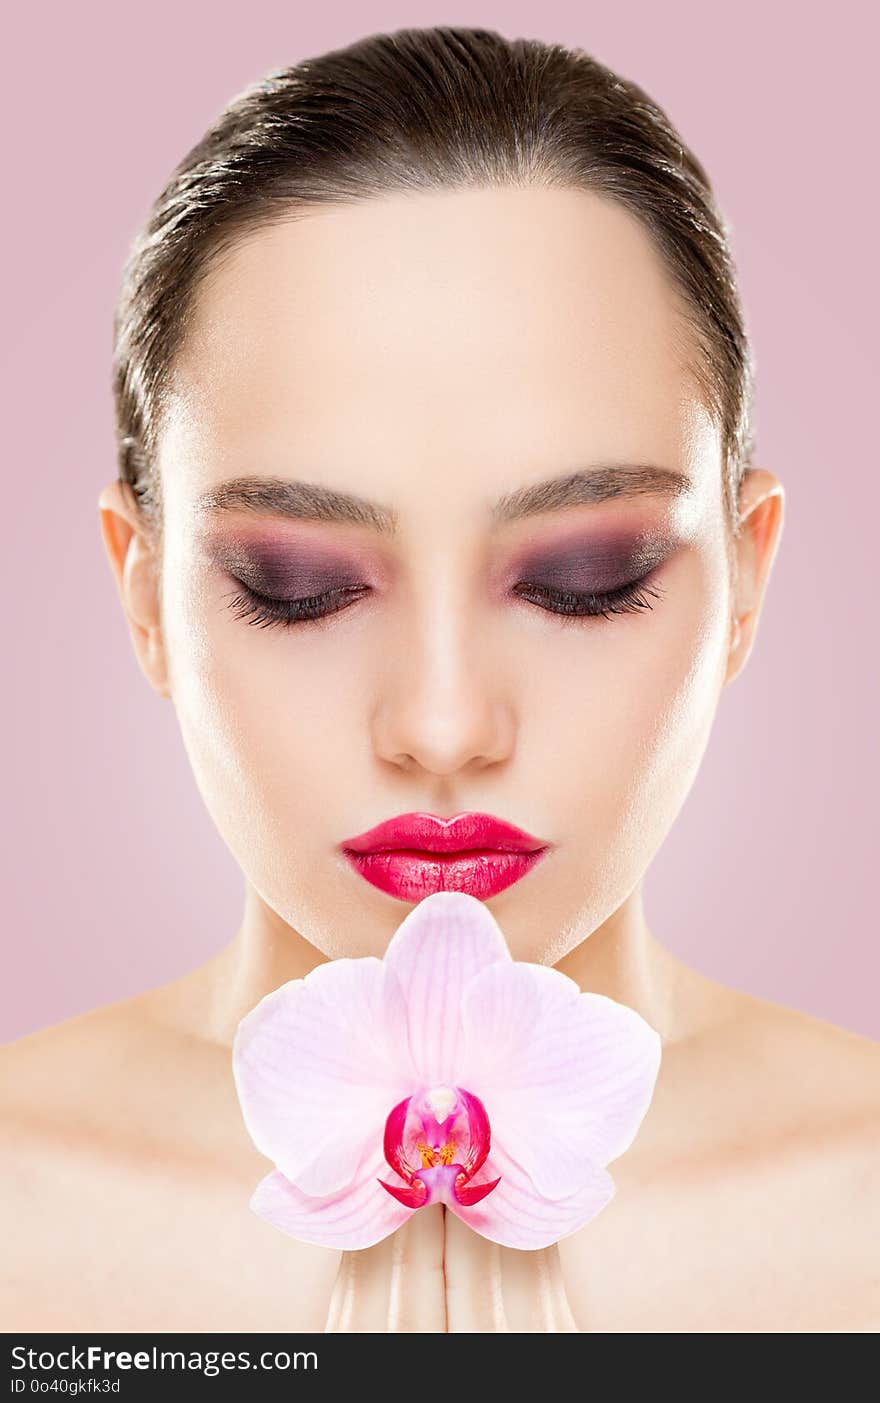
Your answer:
[460,961,661,1199]
[445,1137,616,1250]
[382,890,512,1085]
[251,1144,414,1251]
[233,957,414,1197]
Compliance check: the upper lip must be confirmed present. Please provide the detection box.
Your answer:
[340,811,548,854]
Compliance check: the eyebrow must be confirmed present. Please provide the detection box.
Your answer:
[195,464,692,536]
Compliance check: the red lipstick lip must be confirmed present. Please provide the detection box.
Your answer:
[340,811,548,855]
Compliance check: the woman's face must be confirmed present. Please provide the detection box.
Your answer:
[156,186,732,963]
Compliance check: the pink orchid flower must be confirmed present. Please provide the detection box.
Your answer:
[233,891,661,1251]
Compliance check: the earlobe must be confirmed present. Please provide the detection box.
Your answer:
[724,468,785,687]
[97,480,170,700]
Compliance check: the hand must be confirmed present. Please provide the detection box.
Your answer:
[443,1208,581,1332]
[324,1203,446,1331]
[324,1204,582,1332]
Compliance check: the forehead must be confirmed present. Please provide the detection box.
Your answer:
[160,186,717,510]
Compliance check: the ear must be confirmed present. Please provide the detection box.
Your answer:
[97,480,170,699]
[724,467,785,686]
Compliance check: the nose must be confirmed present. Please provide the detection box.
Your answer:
[370,578,516,778]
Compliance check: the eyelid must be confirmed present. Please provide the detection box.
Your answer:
[205,531,387,594]
[210,528,672,588]
[218,558,368,600]
[498,533,675,595]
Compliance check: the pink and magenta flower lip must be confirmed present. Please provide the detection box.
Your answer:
[339,811,551,900]
[378,1085,502,1209]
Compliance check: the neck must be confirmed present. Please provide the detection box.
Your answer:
[164,880,694,1051]
[554,889,689,1041]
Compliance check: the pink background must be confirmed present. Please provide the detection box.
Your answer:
[4,2,877,1042]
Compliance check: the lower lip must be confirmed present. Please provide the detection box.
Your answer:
[341,847,548,901]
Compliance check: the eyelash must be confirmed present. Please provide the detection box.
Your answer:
[512,576,664,622]
[224,584,370,631]
[223,573,664,632]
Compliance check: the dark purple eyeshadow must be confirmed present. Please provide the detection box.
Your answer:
[207,525,674,603]
[209,539,361,598]
[514,532,671,592]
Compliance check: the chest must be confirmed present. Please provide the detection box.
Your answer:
[556,1157,873,1332]
[8,1138,873,1332]
[7,1144,340,1331]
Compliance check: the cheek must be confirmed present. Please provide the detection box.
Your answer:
[159,561,370,867]
[524,546,730,853]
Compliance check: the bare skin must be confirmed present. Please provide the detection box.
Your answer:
[2,187,878,1331]
[2,914,878,1331]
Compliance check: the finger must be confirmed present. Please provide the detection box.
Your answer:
[443,1206,510,1332]
[387,1202,447,1332]
[324,1230,398,1332]
[536,1243,581,1331]
[325,1204,447,1332]
[323,1253,353,1333]
[500,1242,581,1331]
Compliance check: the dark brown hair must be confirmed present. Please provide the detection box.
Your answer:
[113,25,755,548]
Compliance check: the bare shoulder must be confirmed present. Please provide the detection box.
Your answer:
[0,990,184,1142]
[0,994,177,1246]
[703,985,879,1329]
[0,995,162,1320]
[0,977,249,1231]
[708,983,880,1126]
[0,978,240,1159]
[0,994,337,1331]
[564,976,880,1331]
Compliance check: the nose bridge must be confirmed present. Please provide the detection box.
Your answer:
[371,552,514,775]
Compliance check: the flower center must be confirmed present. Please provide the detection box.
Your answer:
[424,1084,457,1122]
[377,1083,502,1211]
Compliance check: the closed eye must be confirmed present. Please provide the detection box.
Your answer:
[222,583,370,631]
[222,571,664,632]
[512,573,664,621]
